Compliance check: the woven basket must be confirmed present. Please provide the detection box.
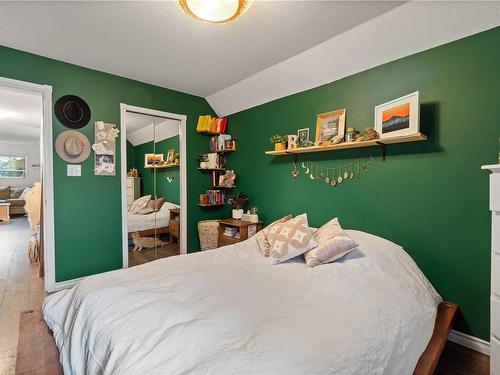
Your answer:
[198,220,220,251]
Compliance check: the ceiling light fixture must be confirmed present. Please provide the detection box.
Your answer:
[178,0,252,24]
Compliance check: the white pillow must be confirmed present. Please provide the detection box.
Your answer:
[129,195,151,214]
[304,217,358,267]
[268,213,317,264]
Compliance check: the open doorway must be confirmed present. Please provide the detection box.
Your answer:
[120,104,187,268]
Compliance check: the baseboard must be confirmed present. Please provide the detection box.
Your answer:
[448,329,490,355]
[53,276,84,292]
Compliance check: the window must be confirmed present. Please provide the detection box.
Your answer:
[0,155,26,178]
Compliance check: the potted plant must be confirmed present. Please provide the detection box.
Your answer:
[227,192,249,220]
[269,134,287,151]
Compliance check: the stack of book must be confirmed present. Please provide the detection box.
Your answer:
[196,115,227,134]
[206,190,225,205]
[223,227,239,237]
[209,134,235,152]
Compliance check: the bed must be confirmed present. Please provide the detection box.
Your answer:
[127,201,179,238]
[43,230,445,375]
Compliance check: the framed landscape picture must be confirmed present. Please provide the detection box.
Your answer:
[315,109,346,145]
[375,91,419,139]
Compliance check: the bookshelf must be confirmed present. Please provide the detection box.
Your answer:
[196,115,236,208]
[144,163,179,169]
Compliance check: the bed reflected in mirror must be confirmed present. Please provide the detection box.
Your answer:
[124,111,181,266]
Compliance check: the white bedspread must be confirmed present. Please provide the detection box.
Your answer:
[127,202,179,232]
[43,230,441,375]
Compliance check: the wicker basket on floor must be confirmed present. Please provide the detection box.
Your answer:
[198,220,220,251]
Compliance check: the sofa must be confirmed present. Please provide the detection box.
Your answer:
[0,185,30,215]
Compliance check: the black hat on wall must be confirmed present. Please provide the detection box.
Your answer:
[54,95,91,129]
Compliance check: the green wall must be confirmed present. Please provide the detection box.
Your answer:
[0,45,217,281]
[132,136,180,205]
[126,140,136,172]
[227,27,500,340]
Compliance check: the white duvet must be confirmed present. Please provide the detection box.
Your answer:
[127,202,179,232]
[43,230,441,375]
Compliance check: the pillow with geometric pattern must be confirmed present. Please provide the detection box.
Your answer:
[268,213,317,264]
[255,214,292,257]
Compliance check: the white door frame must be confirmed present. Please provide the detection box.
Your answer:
[0,77,55,292]
[120,104,188,267]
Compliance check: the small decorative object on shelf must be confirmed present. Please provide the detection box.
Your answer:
[297,128,310,148]
[315,108,346,146]
[362,128,379,141]
[127,168,139,177]
[241,206,259,223]
[269,134,287,151]
[287,134,298,150]
[227,192,249,219]
[346,127,356,142]
[218,170,236,188]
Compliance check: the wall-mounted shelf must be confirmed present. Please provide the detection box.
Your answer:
[198,130,222,136]
[212,185,236,189]
[265,133,427,160]
[215,149,236,154]
[197,203,225,207]
[144,163,179,169]
[198,168,226,172]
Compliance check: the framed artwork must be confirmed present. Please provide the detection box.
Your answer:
[94,121,117,176]
[375,91,419,139]
[297,128,310,148]
[144,153,163,167]
[315,109,346,145]
[166,149,175,163]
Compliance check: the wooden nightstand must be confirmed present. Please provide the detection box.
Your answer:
[218,219,262,247]
[0,202,10,224]
[169,208,180,243]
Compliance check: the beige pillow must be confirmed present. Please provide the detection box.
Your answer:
[304,218,358,267]
[137,207,155,215]
[129,195,151,214]
[268,213,316,264]
[256,214,292,256]
[147,197,165,211]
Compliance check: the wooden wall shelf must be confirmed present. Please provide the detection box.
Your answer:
[198,168,226,172]
[197,203,225,207]
[265,133,427,157]
[197,130,222,136]
[144,163,179,169]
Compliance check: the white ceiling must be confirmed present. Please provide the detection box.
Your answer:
[0,2,499,118]
[0,1,402,97]
[125,112,179,146]
[0,87,42,144]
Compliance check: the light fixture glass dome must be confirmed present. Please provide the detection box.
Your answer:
[178,0,252,24]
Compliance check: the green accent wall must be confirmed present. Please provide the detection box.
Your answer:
[0,45,217,281]
[227,27,500,340]
[132,136,180,205]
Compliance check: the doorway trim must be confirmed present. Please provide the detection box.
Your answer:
[120,104,188,267]
[0,77,55,292]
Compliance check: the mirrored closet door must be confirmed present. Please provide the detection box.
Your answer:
[124,111,181,267]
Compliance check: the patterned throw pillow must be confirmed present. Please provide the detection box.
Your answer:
[147,197,165,211]
[129,195,151,214]
[256,214,292,257]
[304,218,358,267]
[268,213,317,264]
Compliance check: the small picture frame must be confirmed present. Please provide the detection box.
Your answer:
[297,128,310,148]
[315,109,346,145]
[166,149,175,163]
[144,153,163,167]
[374,91,419,139]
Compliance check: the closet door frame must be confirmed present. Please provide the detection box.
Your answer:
[120,104,187,268]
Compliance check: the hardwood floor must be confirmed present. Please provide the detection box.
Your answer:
[0,217,491,374]
[128,240,180,267]
[0,217,44,375]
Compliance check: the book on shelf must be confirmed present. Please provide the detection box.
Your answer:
[206,189,225,205]
[196,115,227,134]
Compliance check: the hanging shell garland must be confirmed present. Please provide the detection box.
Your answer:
[300,156,373,188]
